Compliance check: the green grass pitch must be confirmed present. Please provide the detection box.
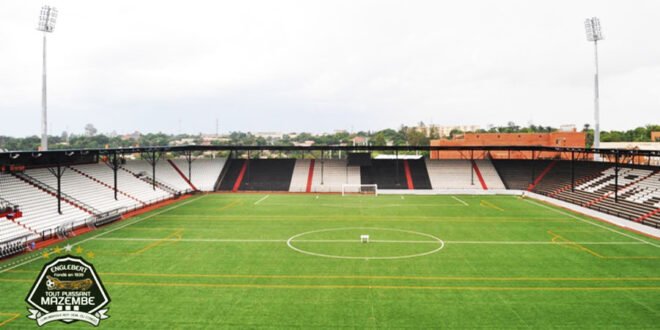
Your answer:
[1,194,659,328]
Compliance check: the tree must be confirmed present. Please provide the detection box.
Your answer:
[84,124,97,137]
[448,129,463,140]
[428,126,440,139]
[372,132,387,146]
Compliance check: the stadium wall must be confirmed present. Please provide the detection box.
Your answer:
[430,132,586,160]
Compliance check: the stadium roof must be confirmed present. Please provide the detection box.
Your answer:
[1,145,659,160]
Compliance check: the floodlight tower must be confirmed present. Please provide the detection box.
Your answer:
[37,5,58,151]
[584,17,603,154]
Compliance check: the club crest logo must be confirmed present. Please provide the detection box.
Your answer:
[25,256,110,326]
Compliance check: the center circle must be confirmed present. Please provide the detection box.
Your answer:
[286,227,445,260]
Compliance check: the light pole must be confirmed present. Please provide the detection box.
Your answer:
[37,5,58,151]
[584,17,603,155]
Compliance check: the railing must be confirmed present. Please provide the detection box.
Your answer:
[0,236,28,259]
[5,190,196,253]
[88,207,127,227]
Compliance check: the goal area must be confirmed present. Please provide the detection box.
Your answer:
[341,184,378,196]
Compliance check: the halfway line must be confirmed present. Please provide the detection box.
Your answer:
[92,237,648,245]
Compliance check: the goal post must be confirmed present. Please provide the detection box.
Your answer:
[341,184,378,196]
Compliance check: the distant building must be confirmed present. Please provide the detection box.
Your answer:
[559,124,576,132]
[600,141,660,165]
[121,131,141,141]
[417,124,480,137]
[430,132,586,160]
[254,132,284,139]
[293,140,315,147]
[652,131,660,142]
[352,136,368,146]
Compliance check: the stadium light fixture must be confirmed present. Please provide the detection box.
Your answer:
[584,17,603,155]
[37,5,58,151]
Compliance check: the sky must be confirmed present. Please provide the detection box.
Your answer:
[1,0,659,137]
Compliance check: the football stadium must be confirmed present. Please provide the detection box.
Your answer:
[2,1,660,329]
[1,146,659,328]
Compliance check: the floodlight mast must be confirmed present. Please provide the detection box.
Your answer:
[37,5,58,151]
[584,17,603,155]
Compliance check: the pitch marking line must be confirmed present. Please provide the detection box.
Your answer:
[131,229,183,255]
[0,313,20,328]
[480,200,504,211]
[286,227,445,260]
[548,230,659,259]
[254,195,270,205]
[0,195,208,274]
[452,196,469,206]
[524,199,660,248]
[92,237,648,246]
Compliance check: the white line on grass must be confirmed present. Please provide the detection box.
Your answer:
[446,241,647,245]
[0,195,207,274]
[452,196,469,206]
[92,237,647,245]
[524,199,660,249]
[254,195,270,205]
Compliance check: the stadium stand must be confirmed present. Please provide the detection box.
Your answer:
[620,171,660,206]
[217,159,247,192]
[169,158,226,191]
[0,173,89,236]
[406,159,432,189]
[218,159,295,191]
[71,163,171,204]
[0,236,27,259]
[2,149,660,252]
[25,167,134,214]
[0,218,32,244]
[239,159,296,191]
[529,161,609,196]
[122,160,191,193]
[474,160,506,189]
[289,159,312,192]
[426,160,486,189]
[492,160,556,190]
[494,160,660,228]
[308,159,361,192]
[360,160,408,189]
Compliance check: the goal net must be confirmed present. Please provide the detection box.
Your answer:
[341,184,378,196]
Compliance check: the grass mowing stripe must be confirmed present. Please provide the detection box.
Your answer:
[8,270,660,282]
[0,278,658,291]
[0,195,207,274]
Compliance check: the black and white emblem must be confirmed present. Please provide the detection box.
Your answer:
[26,256,110,326]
